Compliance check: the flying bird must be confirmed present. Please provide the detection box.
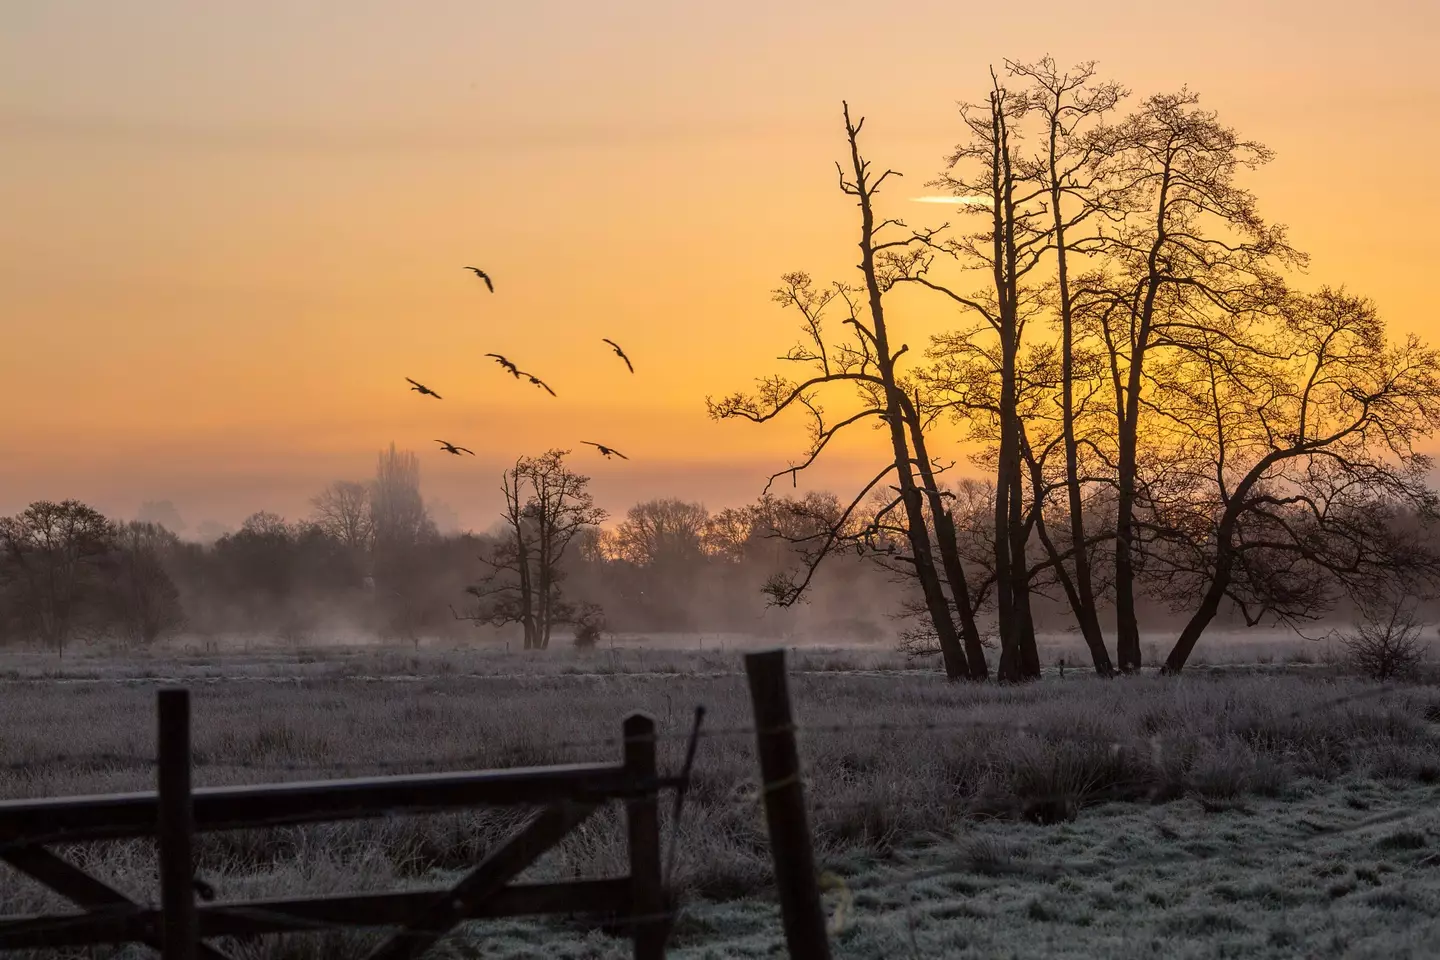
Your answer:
[464,266,494,292]
[582,441,628,460]
[406,377,442,399]
[435,440,475,456]
[602,338,634,373]
[485,353,521,378]
[525,373,557,397]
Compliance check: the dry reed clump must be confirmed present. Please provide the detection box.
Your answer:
[0,654,1436,954]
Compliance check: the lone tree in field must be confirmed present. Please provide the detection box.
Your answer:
[462,449,607,649]
[708,102,989,682]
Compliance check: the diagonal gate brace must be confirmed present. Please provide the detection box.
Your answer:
[365,801,600,960]
[1,845,233,960]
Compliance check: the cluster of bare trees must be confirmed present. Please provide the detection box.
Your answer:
[710,57,1440,681]
[0,501,185,653]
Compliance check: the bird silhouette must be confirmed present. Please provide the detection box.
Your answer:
[485,353,521,378]
[406,377,443,399]
[436,440,475,456]
[602,338,634,373]
[464,266,494,292]
[582,441,628,459]
[524,373,557,397]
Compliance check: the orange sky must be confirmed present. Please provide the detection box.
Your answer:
[2,0,1437,533]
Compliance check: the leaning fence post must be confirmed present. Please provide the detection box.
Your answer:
[623,712,667,960]
[157,688,198,960]
[744,649,832,960]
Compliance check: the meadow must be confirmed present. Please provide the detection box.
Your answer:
[1,635,1438,959]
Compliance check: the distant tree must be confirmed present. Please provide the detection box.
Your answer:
[106,521,185,645]
[370,444,433,553]
[465,462,539,644]
[612,499,710,567]
[211,512,296,618]
[462,450,606,649]
[0,500,116,654]
[369,443,437,640]
[310,480,373,555]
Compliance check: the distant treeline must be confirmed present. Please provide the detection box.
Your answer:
[4,442,1386,656]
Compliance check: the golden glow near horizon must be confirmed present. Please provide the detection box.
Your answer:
[2,0,1438,531]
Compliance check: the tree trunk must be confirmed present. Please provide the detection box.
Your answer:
[1024,442,1114,676]
[1050,121,1112,677]
[1009,468,1040,679]
[843,102,969,682]
[516,535,536,650]
[901,398,987,679]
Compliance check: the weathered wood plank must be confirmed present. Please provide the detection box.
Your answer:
[0,762,635,844]
[0,878,630,949]
[365,801,600,960]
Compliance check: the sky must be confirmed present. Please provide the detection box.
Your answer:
[2,0,1437,534]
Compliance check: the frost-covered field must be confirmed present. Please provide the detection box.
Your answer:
[0,642,1436,959]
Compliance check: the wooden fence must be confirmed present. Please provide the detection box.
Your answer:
[0,650,831,959]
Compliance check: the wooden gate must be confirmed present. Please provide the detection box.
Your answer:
[0,689,672,959]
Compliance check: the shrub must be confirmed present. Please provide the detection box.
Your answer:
[1339,595,1430,681]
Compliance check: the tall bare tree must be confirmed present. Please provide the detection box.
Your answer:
[915,69,1051,680]
[1082,88,1303,671]
[463,450,606,649]
[709,103,987,681]
[1010,57,1125,676]
[467,461,540,646]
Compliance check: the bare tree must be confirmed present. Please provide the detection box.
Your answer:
[1010,57,1125,676]
[1081,88,1304,671]
[1338,589,1430,681]
[462,450,606,649]
[0,500,115,655]
[708,102,986,681]
[310,480,373,555]
[1149,289,1440,672]
[465,463,539,645]
[612,499,710,567]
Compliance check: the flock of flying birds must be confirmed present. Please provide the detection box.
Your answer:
[402,266,633,462]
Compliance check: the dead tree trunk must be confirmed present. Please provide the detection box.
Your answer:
[842,101,971,682]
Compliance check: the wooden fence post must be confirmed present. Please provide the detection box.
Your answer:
[744,649,831,960]
[622,712,666,960]
[157,688,198,960]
